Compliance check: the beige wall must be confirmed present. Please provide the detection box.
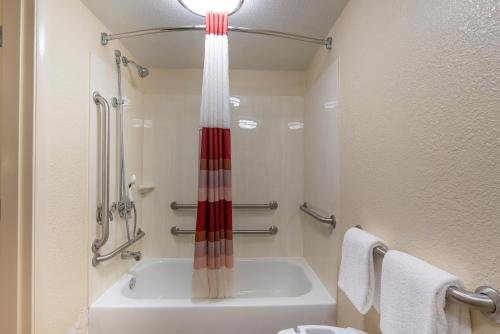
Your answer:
[35,0,144,333]
[0,0,34,333]
[305,0,500,333]
[141,69,305,258]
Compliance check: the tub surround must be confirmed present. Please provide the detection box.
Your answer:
[141,69,306,259]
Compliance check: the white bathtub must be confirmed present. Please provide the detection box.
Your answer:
[89,258,336,334]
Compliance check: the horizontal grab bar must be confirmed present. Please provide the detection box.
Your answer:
[170,226,278,236]
[170,201,278,210]
[92,229,145,266]
[300,202,336,228]
[357,226,500,322]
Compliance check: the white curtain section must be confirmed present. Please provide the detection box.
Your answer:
[200,34,230,129]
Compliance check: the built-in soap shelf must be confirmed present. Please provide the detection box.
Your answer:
[138,185,155,195]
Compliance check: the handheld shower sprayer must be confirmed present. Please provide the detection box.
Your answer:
[128,174,136,203]
[122,56,150,78]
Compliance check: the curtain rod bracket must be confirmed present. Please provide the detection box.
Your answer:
[101,32,109,46]
[325,37,332,50]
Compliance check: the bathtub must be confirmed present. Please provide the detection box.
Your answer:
[89,258,336,334]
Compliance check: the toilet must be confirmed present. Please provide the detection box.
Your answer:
[278,325,367,334]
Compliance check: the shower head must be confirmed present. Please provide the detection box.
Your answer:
[122,56,149,78]
[137,66,149,78]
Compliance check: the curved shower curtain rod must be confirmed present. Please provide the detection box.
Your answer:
[100,25,333,50]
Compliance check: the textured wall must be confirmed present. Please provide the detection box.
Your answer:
[306,0,500,333]
[35,0,144,332]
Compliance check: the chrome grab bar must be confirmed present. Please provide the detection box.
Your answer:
[92,92,111,253]
[357,226,500,322]
[170,226,278,236]
[170,201,278,210]
[91,92,146,266]
[300,202,336,228]
[92,229,145,266]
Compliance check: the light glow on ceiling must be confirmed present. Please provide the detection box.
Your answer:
[288,122,304,130]
[230,97,241,108]
[238,119,257,130]
[178,0,244,17]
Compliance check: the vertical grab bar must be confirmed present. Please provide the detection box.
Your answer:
[92,92,111,253]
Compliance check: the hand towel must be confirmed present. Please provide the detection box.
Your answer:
[380,250,472,334]
[338,227,387,314]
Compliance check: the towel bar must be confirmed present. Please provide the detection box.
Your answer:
[170,226,278,236]
[357,226,500,322]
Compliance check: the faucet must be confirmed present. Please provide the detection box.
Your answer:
[121,250,142,261]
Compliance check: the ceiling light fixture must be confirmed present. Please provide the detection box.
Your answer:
[177,0,245,17]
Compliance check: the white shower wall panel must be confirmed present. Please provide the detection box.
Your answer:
[141,94,305,258]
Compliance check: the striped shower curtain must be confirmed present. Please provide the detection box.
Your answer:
[192,12,234,299]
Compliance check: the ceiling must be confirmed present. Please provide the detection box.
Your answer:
[81,0,349,70]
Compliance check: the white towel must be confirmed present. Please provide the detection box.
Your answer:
[338,227,387,314]
[380,250,472,334]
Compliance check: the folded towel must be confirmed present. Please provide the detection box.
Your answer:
[338,227,387,314]
[380,250,472,334]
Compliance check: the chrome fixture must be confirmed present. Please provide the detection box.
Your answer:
[112,49,137,242]
[91,92,146,266]
[100,26,333,50]
[357,226,500,323]
[177,0,245,17]
[91,50,149,266]
[93,229,145,266]
[111,50,148,245]
[91,92,112,254]
[122,56,149,78]
[121,250,142,261]
[300,202,336,228]
[171,226,278,236]
[170,201,278,210]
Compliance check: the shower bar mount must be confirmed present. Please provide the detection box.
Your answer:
[171,201,278,210]
[357,226,500,323]
[171,226,278,236]
[101,25,332,50]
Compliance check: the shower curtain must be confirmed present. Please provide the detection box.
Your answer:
[192,12,233,298]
